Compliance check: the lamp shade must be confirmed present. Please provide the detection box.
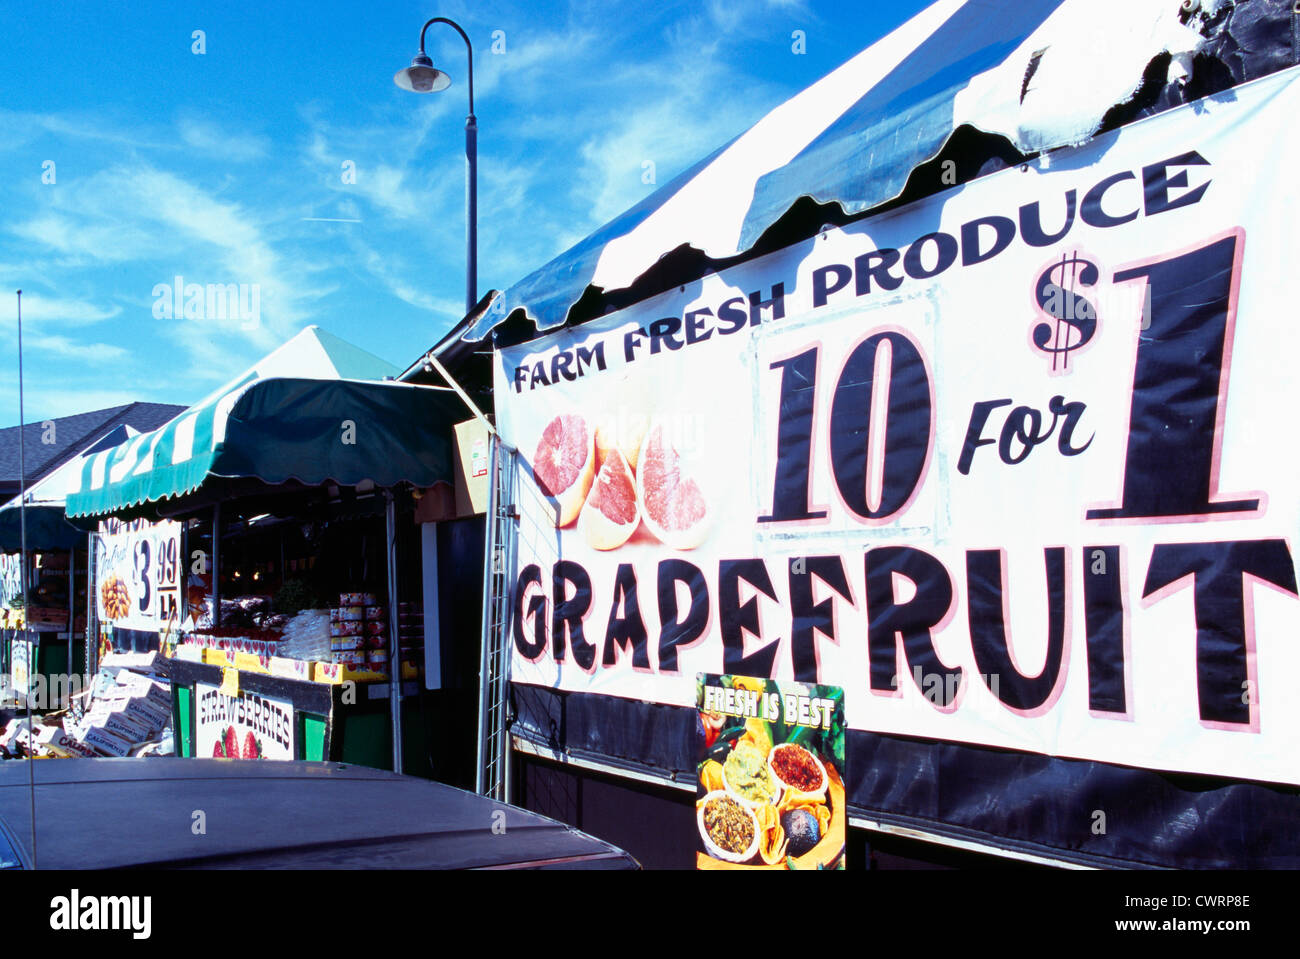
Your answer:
[394,52,451,93]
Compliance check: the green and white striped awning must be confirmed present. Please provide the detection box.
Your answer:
[64,326,462,519]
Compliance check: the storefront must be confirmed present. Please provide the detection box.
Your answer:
[65,326,476,775]
[0,466,95,706]
[440,1,1300,868]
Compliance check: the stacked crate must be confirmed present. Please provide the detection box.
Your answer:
[397,603,423,677]
[329,593,389,674]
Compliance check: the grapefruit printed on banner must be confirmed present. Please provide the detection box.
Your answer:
[637,418,711,550]
[595,410,649,474]
[579,448,640,550]
[532,413,596,527]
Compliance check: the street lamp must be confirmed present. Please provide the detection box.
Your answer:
[395,17,477,315]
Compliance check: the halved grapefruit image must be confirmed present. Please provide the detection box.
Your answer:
[636,419,711,550]
[595,411,649,474]
[578,448,640,550]
[533,413,596,527]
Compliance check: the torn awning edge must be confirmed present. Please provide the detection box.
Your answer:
[459,0,1222,344]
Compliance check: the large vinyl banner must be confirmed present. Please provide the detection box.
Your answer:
[495,68,1300,787]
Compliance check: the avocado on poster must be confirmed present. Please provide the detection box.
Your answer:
[695,674,846,869]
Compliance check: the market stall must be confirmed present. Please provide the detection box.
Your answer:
[66,326,471,773]
[0,466,95,706]
[448,0,1300,868]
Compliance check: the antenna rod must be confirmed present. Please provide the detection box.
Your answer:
[16,290,36,868]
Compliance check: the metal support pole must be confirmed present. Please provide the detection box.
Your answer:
[496,446,515,804]
[85,532,97,679]
[67,547,74,704]
[16,287,35,865]
[211,503,221,629]
[474,433,499,796]
[412,16,477,315]
[465,113,477,314]
[385,489,403,774]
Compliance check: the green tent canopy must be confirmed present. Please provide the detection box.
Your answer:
[64,328,463,519]
[0,505,89,552]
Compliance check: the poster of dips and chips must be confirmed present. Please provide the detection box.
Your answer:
[696,674,846,869]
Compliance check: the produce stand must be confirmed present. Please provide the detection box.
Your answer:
[159,497,435,773]
[166,658,425,767]
[65,326,471,774]
[0,431,136,706]
[0,512,89,706]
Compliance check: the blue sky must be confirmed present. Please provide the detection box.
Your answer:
[1,0,930,423]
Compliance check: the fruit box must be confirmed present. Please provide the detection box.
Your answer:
[269,656,312,681]
[232,651,271,674]
[80,725,135,757]
[25,607,68,627]
[124,695,171,732]
[103,671,169,704]
[202,648,232,668]
[172,643,205,663]
[312,661,387,685]
[98,709,153,744]
[100,651,171,680]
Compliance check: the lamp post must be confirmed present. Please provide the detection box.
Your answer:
[395,17,477,315]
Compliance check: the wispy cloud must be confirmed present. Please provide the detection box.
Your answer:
[177,116,270,162]
[21,333,128,362]
[11,294,121,327]
[0,0,871,425]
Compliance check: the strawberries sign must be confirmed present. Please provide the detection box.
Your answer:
[195,682,294,761]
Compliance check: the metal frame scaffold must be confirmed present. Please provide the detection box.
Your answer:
[475,433,517,802]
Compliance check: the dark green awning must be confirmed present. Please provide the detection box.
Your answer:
[66,378,460,519]
[0,505,88,552]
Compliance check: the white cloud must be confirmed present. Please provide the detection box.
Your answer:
[11,294,121,327]
[23,334,128,362]
[11,214,156,263]
[177,117,269,162]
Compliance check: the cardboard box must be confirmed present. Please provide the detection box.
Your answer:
[203,648,232,668]
[100,651,170,680]
[81,726,134,757]
[415,418,491,522]
[25,607,68,627]
[121,695,171,732]
[0,718,33,750]
[232,651,271,674]
[312,661,387,685]
[50,737,97,759]
[454,418,491,516]
[269,656,313,681]
[99,709,153,743]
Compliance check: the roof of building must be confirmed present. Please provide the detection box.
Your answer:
[0,402,186,490]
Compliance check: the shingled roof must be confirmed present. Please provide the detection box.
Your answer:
[0,402,185,500]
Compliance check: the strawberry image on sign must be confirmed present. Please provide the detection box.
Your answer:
[213,740,225,758]
[242,731,261,759]
[224,726,240,760]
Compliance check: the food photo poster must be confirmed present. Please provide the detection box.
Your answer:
[696,674,846,869]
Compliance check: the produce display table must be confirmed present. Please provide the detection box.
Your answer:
[168,659,428,772]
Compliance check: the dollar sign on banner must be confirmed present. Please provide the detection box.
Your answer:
[1031,251,1099,373]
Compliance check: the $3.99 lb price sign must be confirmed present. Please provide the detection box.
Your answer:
[495,67,1300,787]
[95,518,181,633]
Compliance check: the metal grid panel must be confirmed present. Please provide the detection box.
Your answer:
[476,437,518,801]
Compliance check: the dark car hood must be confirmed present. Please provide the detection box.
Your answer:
[0,759,637,869]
